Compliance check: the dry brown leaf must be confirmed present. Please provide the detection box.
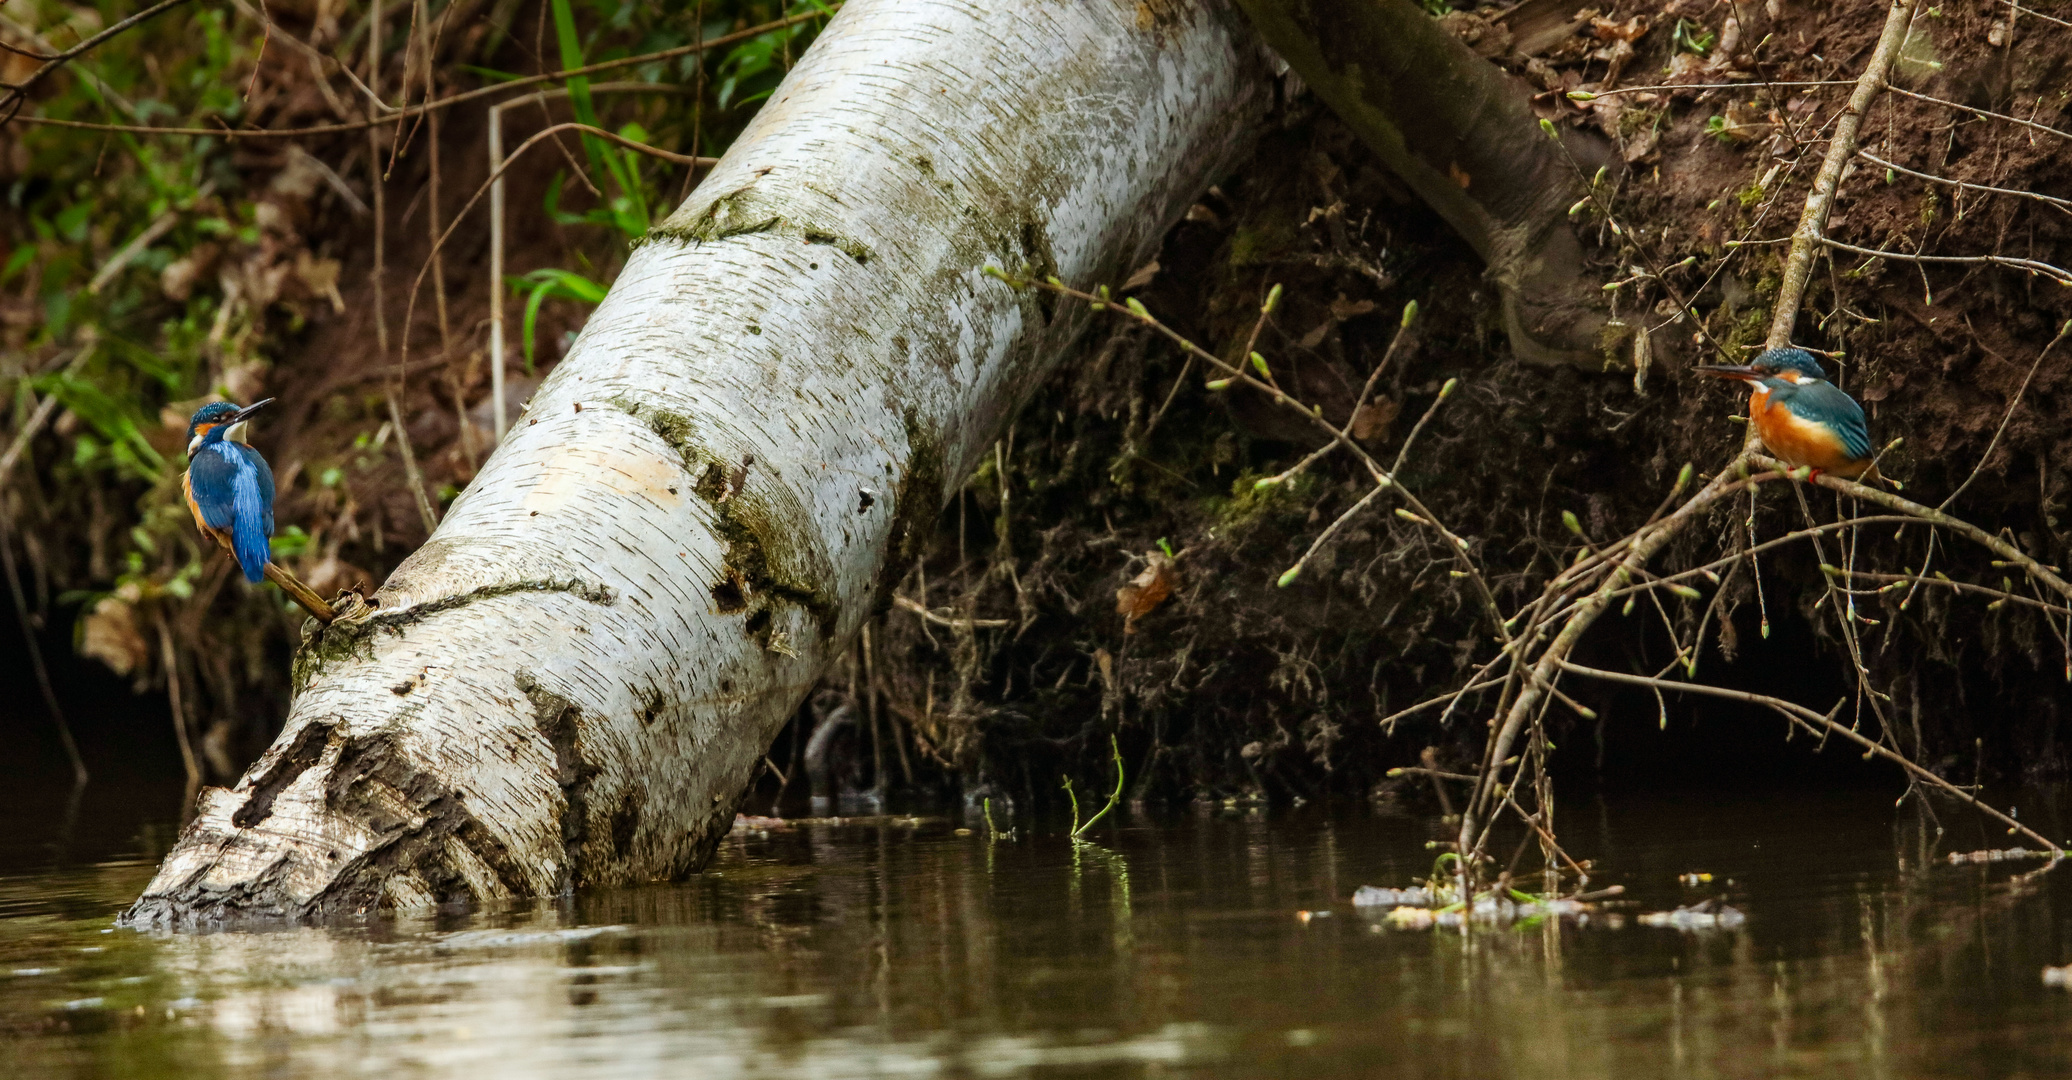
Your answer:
[1622,123,1660,164]
[1115,552,1178,632]
[1350,397,1400,441]
[295,251,345,313]
[160,243,220,302]
[79,596,148,678]
[1328,296,1377,321]
[1590,15,1649,41]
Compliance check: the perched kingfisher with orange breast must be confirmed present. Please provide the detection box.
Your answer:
[182,399,276,583]
[1696,347,1883,483]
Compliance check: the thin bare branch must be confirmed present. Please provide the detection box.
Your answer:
[1858,150,2072,215]
[1767,0,1920,350]
[1557,660,2063,853]
[1820,237,2072,286]
[6,8,833,137]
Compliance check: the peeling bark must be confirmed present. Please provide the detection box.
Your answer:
[1231,0,1614,368]
[124,0,1276,927]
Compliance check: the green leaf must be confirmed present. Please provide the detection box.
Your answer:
[549,0,647,235]
[269,524,311,558]
[457,64,526,82]
[0,243,35,284]
[514,268,609,371]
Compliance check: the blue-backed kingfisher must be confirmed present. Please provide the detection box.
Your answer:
[1696,347,1884,483]
[183,399,276,583]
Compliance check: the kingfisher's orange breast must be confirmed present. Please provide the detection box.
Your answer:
[1749,387,1863,476]
[181,468,231,546]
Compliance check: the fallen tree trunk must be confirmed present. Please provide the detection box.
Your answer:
[124,0,1275,926]
[1231,0,1613,367]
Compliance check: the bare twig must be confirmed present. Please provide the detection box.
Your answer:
[1568,80,1855,100]
[404,120,714,393]
[2003,0,2072,29]
[1942,319,2070,511]
[0,391,61,489]
[894,595,1011,630]
[88,211,176,293]
[9,9,834,138]
[0,390,85,786]
[1826,569,2071,617]
[1820,237,2072,286]
[988,272,1512,641]
[1888,86,2072,144]
[387,392,439,535]
[1558,660,2063,853]
[0,0,195,122]
[487,83,699,444]
[1767,0,1920,350]
[1858,150,2072,216]
[155,610,201,790]
[226,0,392,115]
[1780,458,2072,601]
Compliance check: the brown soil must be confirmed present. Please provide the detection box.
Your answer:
[846,0,2072,811]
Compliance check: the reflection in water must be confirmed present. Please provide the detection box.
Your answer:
[1,791,2070,1078]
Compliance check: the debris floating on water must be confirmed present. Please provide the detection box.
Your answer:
[2045,966,2071,988]
[1947,847,2052,865]
[1352,885,1434,908]
[1679,872,1716,886]
[1351,886,1597,930]
[1637,902,1747,931]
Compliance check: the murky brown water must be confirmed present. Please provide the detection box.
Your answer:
[2,786,2070,1078]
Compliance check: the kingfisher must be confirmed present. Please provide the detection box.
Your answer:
[1696,347,1883,482]
[182,399,276,583]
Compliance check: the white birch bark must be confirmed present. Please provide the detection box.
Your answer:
[125,0,1276,925]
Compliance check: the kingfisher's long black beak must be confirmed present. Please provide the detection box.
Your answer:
[229,398,275,424]
[1693,364,1760,380]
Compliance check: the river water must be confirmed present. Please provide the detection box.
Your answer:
[2,784,2069,1078]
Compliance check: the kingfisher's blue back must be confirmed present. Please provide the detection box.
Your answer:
[184,401,276,583]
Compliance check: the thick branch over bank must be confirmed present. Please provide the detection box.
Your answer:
[124,0,1275,927]
[1232,0,1612,367]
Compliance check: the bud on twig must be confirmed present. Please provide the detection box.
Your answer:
[1401,299,1418,328]
[1250,352,1271,379]
[1562,510,1584,537]
[1263,283,1283,314]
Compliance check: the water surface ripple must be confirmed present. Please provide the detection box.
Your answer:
[2,790,2069,1078]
